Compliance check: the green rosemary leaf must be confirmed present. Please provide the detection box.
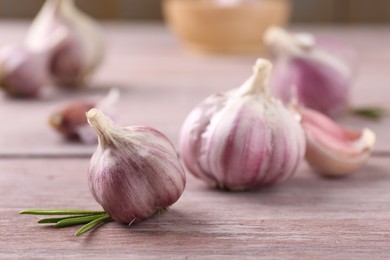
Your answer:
[75,214,111,236]
[54,214,108,228]
[20,209,106,216]
[38,215,89,224]
[352,107,386,120]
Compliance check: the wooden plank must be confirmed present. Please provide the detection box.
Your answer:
[1,157,390,258]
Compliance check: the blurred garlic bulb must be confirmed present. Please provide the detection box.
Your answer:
[264,26,355,117]
[49,89,119,144]
[26,0,104,87]
[180,58,306,190]
[0,29,66,98]
[87,109,186,224]
[297,106,376,177]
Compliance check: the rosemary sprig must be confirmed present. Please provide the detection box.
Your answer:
[351,107,387,120]
[38,215,89,224]
[20,209,106,215]
[55,214,109,228]
[20,209,111,236]
[75,214,111,236]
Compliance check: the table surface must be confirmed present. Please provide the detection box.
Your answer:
[1,21,390,259]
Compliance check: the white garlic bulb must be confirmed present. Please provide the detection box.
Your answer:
[297,106,376,177]
[87,109,186,224]
[180,58,306,190]
[26,0,104,87]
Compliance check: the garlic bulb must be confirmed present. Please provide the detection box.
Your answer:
[179,58,306,190]
[87,109,186,224]
[298,106,376,177]
[26,0,104,87]
[0,29,66,97]
[264,26,355,117]
[49,89,119,144]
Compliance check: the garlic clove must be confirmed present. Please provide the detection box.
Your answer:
[264,26,355,117]
[298,106,376,177]
[87,109,186,223]
[26,0,104,87]
[49,101,95,141]
[49,88,119,143]
[180,58,306,190]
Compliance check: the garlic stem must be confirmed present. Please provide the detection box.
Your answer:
[264,26,316,58]
[236,58,272,97]
[86,108,116,147]
[49,0,74,11]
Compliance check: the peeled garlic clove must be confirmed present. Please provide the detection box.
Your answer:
[264,26,355,117]
[298,106,376,177]
[87,109,186,224]
[49,89,119,144]
[180,58,306,191]
[26,0,104,87]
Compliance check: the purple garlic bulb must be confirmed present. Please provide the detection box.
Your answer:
[87,109,186,224]
[0,44,48,97]
[264,26,356,117]
[26,0,104,87]
[179,58,306,191]
[0,29,66,98]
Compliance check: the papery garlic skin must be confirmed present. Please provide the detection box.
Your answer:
[180,59,306,190]
[264,26,355,117]
[298,106,376,177]
[87,109,186,223]
[26,0,104,87]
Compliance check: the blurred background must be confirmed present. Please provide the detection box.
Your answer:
[0,0,390,23]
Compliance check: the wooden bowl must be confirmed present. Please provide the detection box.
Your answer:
[162,0,291,54]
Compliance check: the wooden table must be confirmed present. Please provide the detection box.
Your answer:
[1,22,390,259]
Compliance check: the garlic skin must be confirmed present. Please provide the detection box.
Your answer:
[26,0,104,87]
[49,89,119,144]
[298,106,376,177]
[87,109,186,224]
[264,26,355,117]
[180,59,306,190]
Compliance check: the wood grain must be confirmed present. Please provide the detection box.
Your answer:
[1,158,390,258]
[0,22,390,258]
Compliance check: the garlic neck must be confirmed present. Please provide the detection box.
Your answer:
[236,59,272,98]
[47,0,75,12]
[87,108,116,149]
[264,26,314,57]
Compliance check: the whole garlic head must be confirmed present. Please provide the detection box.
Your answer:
[87,109,186,224]
[26,0,104,87]
[180,58,306,190]
[0,28,66,97]
[264,26,355,117]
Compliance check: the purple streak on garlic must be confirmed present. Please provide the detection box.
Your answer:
[49,88,119,144]
[180,58,306,190]
[297,106,376,177]
[26,0,104,87]
[86,109,186,223]
[264,26,355,117]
